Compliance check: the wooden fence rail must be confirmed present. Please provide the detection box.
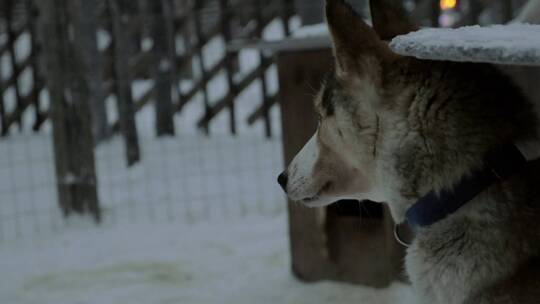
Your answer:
[0,0,294,141]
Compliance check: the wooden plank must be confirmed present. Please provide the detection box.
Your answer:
[196,58,273,128]
[219,0,237,134]
[226,36,332,53]
[176,57,227,112]
[5,0,24,130]
[254,0,272,137]
[430,0,440,27]
[150,0,175,136]
[4,83,44,130]
[0,73,6,136]
[69,0,111,142]
[193,1,211,134]
[39,0,101,222]
[2,55,32,91]
[0,23,26,57]
[280,0,294,36]
[246,93,278,125]
[177,0,282,129]
[26,0,47,132]
[109,0,141,166]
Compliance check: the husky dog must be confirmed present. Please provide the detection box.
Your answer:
[277,0,540,303]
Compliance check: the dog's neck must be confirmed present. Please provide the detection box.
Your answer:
[380,141,530,224]
[405,144,527,231]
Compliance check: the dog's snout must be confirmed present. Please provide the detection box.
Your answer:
[277,172,288,192]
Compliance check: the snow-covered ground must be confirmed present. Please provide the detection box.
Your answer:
[0,213,416,304]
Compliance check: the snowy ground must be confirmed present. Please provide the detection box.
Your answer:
[0,213,416,304]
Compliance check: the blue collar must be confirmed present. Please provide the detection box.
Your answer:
[405,144,527,231]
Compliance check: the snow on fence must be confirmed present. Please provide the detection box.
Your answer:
[0,0,296,242]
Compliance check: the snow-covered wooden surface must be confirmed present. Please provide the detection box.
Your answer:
[390,24,540,66]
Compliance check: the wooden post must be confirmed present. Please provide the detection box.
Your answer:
[278,46,404,287]
[219,0,237,135]
[467,0,483,25]
[255,0,272,138]
[280,0,293,36]
[193,1,211,134]
[430,0,440,27]
[39,0,101,222]
[5,0,23,130]
[26,0,46,132]
[0,74,6,136]
[295,0,324,25]
[69,0,111,143]
[109,0,141,166]
[150,0,176,137]
[178,2,195,80]
[108,0,141,166]
[502,0,514,22]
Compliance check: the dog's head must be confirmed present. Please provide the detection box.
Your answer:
[278,0,536,221]
[278,0,400,208]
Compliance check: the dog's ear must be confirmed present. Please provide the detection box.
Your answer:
[325,0,394,76]
[369,0,418,40]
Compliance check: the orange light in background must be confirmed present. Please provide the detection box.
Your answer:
[440,0,457,10]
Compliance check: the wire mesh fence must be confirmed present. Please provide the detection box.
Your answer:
[0,131,285,242]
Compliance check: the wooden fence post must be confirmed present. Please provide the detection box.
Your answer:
[0,75,6,136]
[254,0,272,138]
[5,0,23,130]
[69,0,111,143]
[150,0,175,137]
[502,0,514,22]
[109,0,141,166]
[178,0,195,80]
[39,0,101,222]
[27,0,47,132]
[430,0,440,27]
[280,0,293,36]
[193,1,211,134]
[219,0,237,135]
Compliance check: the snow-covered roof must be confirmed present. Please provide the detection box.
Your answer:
[390,24,540,66]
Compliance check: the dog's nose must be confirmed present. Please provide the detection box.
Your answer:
[277,172,288,192]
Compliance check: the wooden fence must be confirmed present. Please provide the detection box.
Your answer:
[0,0,294,139]
[0,0,294,221]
